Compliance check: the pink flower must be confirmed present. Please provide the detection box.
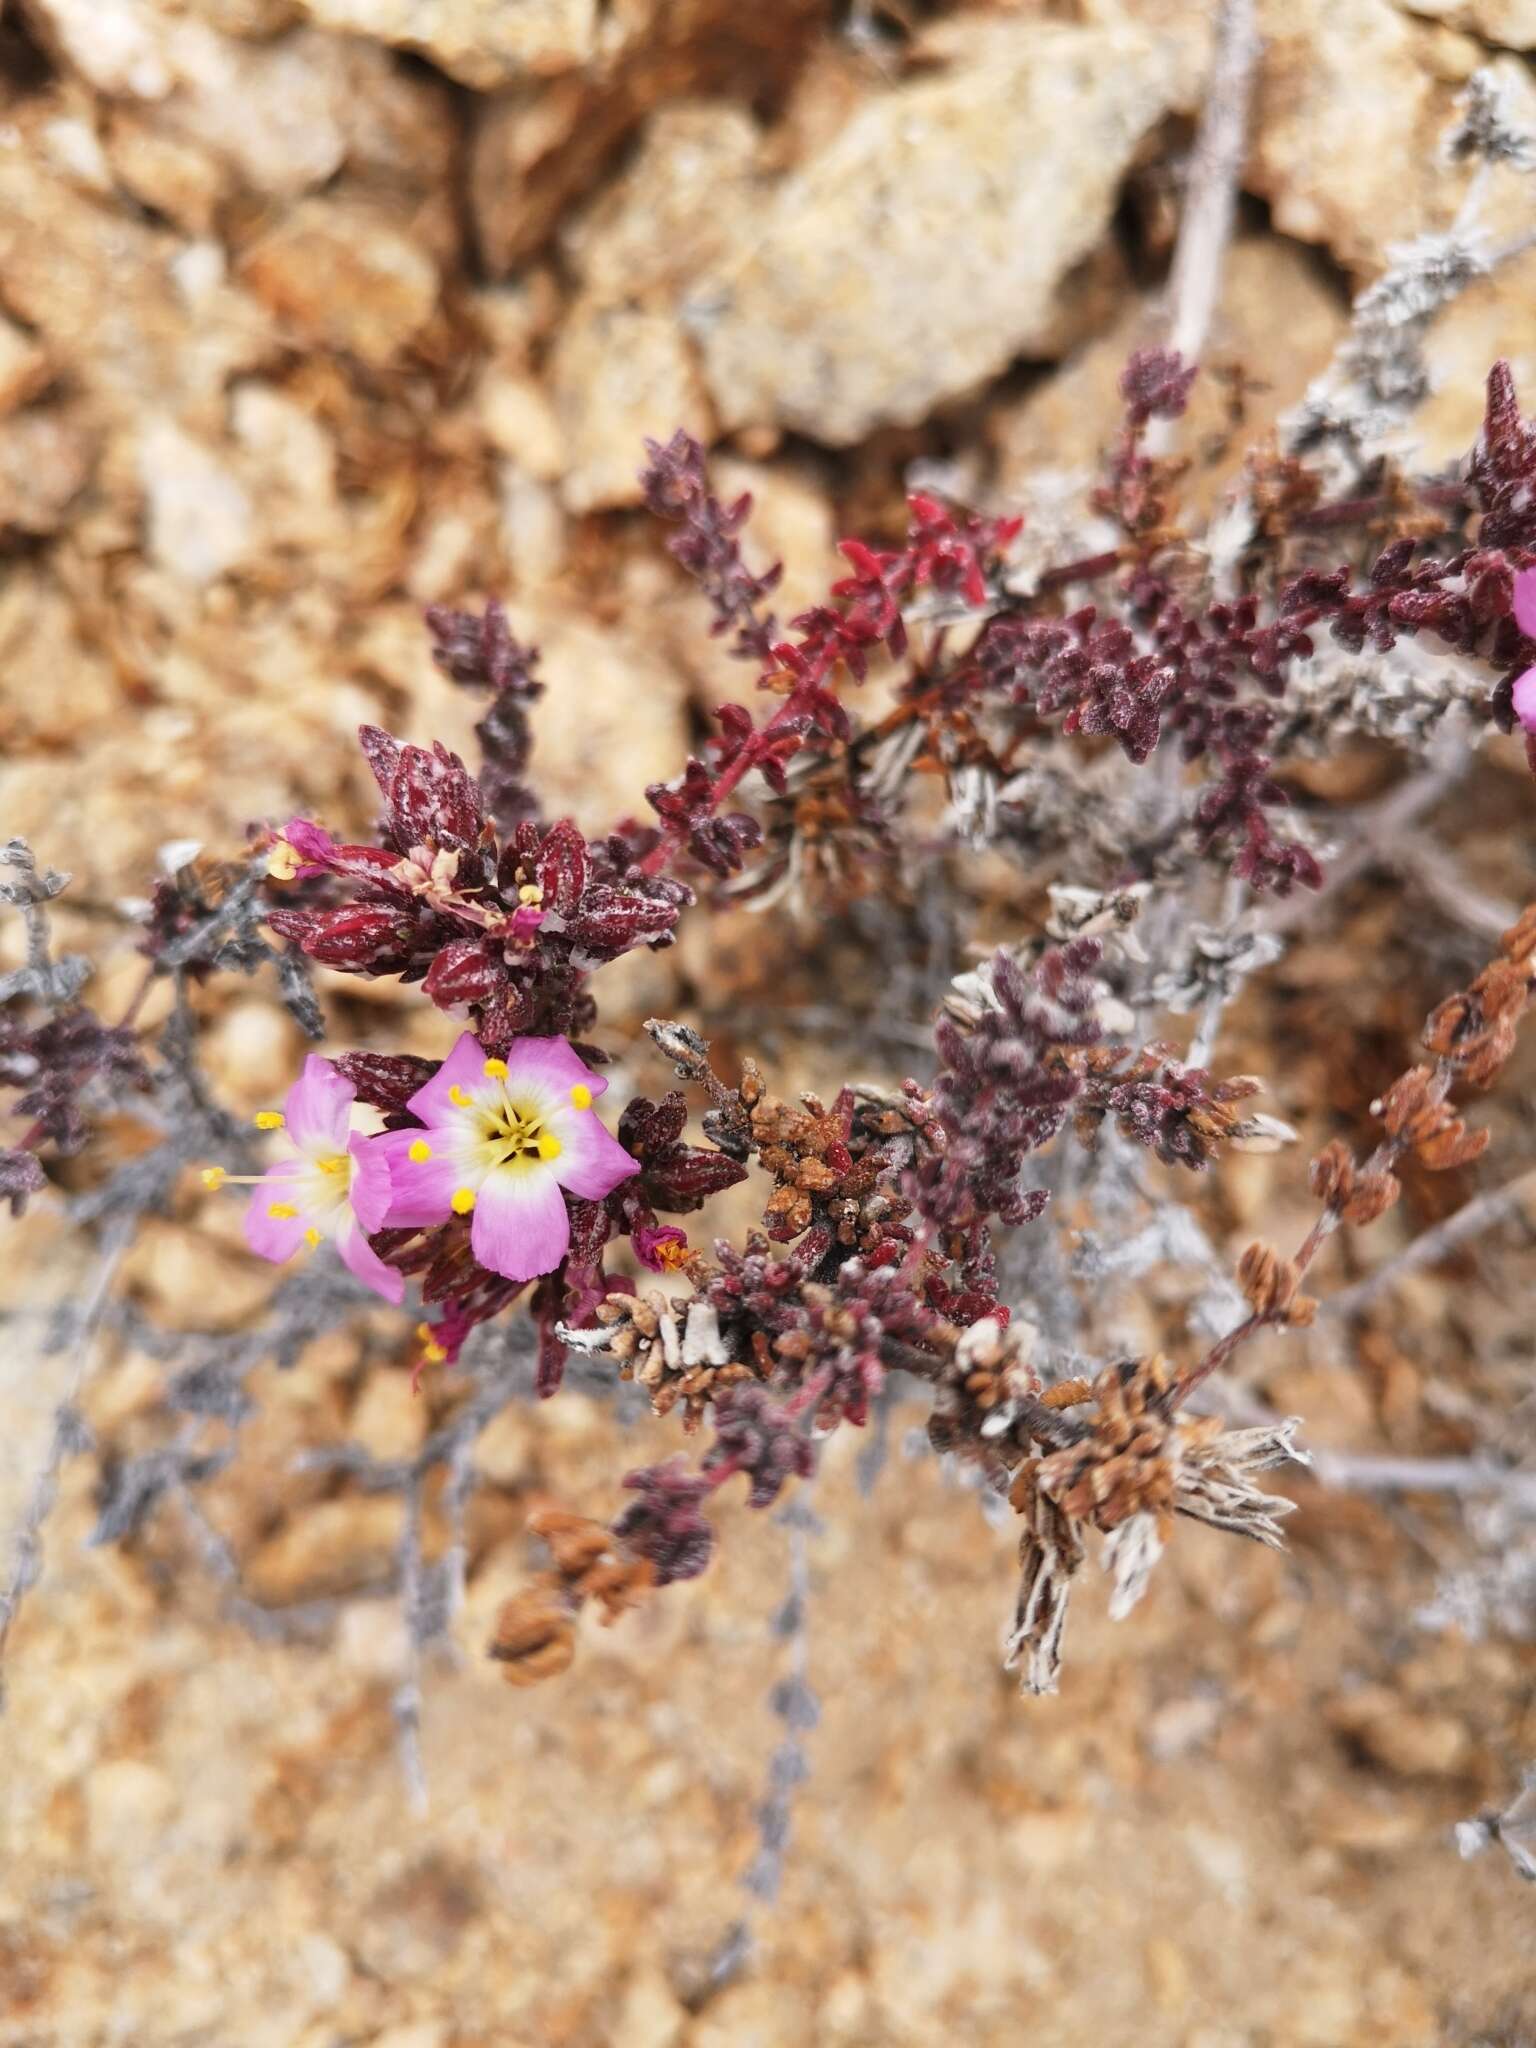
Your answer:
[378,1032,638,1284]
[1513,566,1536,734]
[236,1056,402,1303]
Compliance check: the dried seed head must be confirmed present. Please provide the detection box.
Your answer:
[489,1583,576,1686]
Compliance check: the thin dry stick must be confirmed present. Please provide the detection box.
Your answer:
[1176,907,1536,1405]
[1324,1166,1536,1320]
[0,1222,130,1707]
[1162,0,1260,369]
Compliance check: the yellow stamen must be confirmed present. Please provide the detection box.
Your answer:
[421,1338,447,1365]
[254,1110,285,1130]
[449,1084,470,1108]
[569,1083,593,1110]
[408,1139,432,1163]
[267,1202,298,1220]
[304,1227,322,1248]
[535,1132,562,1162]
[483,1057,508,1079]
[451,1186,476,1214]
[316,1154,349,1176]
[265,840,301,882]
[517,883,543,906]
[200,1166,228,1191]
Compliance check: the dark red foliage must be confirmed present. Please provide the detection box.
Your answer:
[0,1006,149,1158]
[640,429,784,664]
[424,600,543,834]
[703,1385,816,1508]
[613,1458,716,1584]
[1119,347,1199,427]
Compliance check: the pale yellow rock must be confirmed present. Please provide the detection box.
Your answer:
[991,234,1349,510]
[348,1370,429,1463]
[104,109,229,234]
[499,466,568,588]
[138,416,255,585]
[0,130,275,428]
[0,406,95,536]
[507,607,691,829]
[21,0,175,98]
[477,370,566,479]
[85,1759,178,1858]
[291,0,597,88]
[0,312,53,417]
[560,100,762,302]
[121,1218,277,1330]
[1250,0,1479,274]
[238,195,440,368]
[697,19,1192,444]
[550,297,712,513]
[613,1968,685,2048]
[203,998,307,1107]
[1400,0,1536,42]
[245,1496,404,1604]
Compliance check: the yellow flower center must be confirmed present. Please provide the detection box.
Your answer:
[475,1094,562,1170]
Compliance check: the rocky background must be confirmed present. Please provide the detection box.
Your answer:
[4,1,1536,2043]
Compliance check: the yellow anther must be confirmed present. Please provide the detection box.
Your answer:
[421,1338,447,1365]
[483,1057,509,1079]
[200,1166,228,1191]
[254,1110,285,1130]
[569,1083,593,1110]
[535,1132,562,1162]
[265,840,301,882]
[316,1153,349,1176]
[408,1139,432,1163]
[449,1084,471,1108]
[267,1201,298,1220]
[517,883,543,906]
[416,1322,433,1343]
[451,1186,476,1214]
[304,1227,322,1248]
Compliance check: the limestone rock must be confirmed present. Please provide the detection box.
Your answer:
[467,3,826,272]
[245,1496,405,1604]
[549,297,711,513]
[991,235,1349,510]
[695,19,1191,445]
[1404,243,1536,466]
[511,607,691,829]
[1400,0,1536,44]
[291,0,597,88]
[19,0,175,99]
[238,195,440,368]
[1249,0,1480,274]
[0,131,275,430]
[139,416,254,584]
[0,405,97,536]
[560,100,762,303]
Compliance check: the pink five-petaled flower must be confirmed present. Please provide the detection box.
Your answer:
[240,1056,402,1303]
[378,1033,638,1284]
[1513,566,1536,733]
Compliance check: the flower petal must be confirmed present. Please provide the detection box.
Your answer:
[547,1099,639,1200]
[471,1164,570,1282]
[243,1166,312,1263]
[348,1131,395,1234]
[335,1217,405,1304]
[1514,567,1536,641]
[500,1035,609,1104]
[1514,664,1536,735]
[406,1031,496,1124]
[284,1054,356,1154]
[376,1127,472,1228]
